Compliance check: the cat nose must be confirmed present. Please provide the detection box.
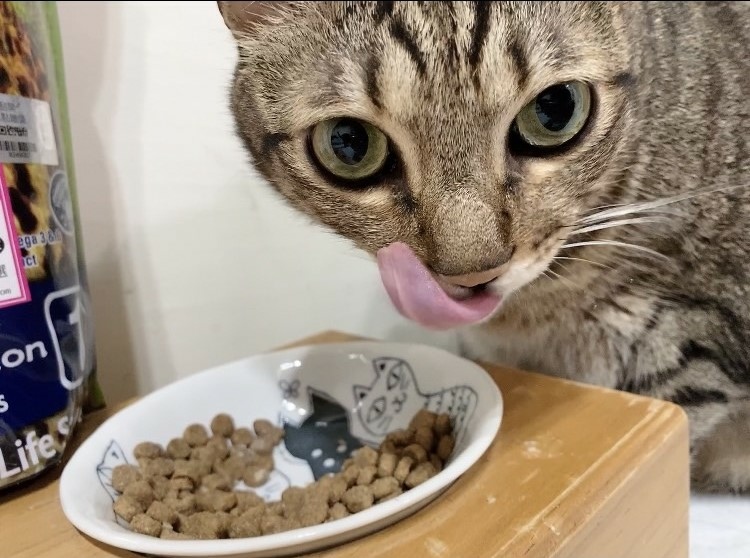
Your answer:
[440,265,505,289]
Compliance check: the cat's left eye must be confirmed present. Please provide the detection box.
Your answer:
[387,370,400,390]
[510,81,592,152]
[367,397,386,423]
[310,118,389,181]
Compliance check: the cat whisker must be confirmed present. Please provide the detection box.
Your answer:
[561,209,677,231]
[577,184,745,225]
[553,256,613,270]
[545,268,579,291]
[549,259,574,277]
[567,216,671,236]
[577,207,685,225]
[586,202,632,212]
[552,250,672,283]
[559,240,670,260]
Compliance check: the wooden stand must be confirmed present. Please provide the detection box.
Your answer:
[0,330,690,558]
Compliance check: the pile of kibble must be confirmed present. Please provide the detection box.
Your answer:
[110,409,455,540]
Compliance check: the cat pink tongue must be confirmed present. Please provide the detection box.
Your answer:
[376,242,501,330]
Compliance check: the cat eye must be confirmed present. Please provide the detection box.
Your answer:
[367,396,386,424]
[387,369,400,390]
[310,118,389,181]
[511,81,592,151]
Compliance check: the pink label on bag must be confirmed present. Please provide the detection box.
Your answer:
[0,165,31,309]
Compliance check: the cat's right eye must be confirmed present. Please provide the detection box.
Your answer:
[509,81,592,154]
[367,397,386,424]
[309,118,389,181]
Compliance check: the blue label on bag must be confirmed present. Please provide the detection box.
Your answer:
[0,279,83,430]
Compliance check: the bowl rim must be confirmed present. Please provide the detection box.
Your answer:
[59,340,504,556]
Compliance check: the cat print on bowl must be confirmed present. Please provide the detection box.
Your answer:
[353,357,477,447]
[96,440,129,504]
[280,389,364,480]
[277,355,479,473]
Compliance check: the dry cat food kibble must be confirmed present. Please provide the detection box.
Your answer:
[111,409,455,540]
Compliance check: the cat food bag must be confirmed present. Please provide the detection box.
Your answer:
[0,1,104,491]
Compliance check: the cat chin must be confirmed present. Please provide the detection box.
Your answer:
[491,255,556,296]
[446,266,540,325]
[399,266,566,334]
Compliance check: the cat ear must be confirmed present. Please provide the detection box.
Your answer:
[217,1,293,37]
[353,385,370,402]
[372,358,390,377]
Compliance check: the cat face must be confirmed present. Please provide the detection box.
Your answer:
[353,357,418,436]
[220,2,637,321]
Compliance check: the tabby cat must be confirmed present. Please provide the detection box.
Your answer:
[217,1,750,493]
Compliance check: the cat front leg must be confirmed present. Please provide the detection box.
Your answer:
[615,295,750,492]
[690,403,750,494]
[620,350,750,493]
[454,327,526,370]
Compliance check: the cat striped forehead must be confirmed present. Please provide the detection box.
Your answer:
[231,1,628,133]
[363,2,623,123]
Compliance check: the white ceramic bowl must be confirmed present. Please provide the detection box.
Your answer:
[60,341,503,557]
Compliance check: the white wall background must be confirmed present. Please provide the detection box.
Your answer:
[56,1,457,405]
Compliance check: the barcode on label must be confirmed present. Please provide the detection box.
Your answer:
[0,140,36,153]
